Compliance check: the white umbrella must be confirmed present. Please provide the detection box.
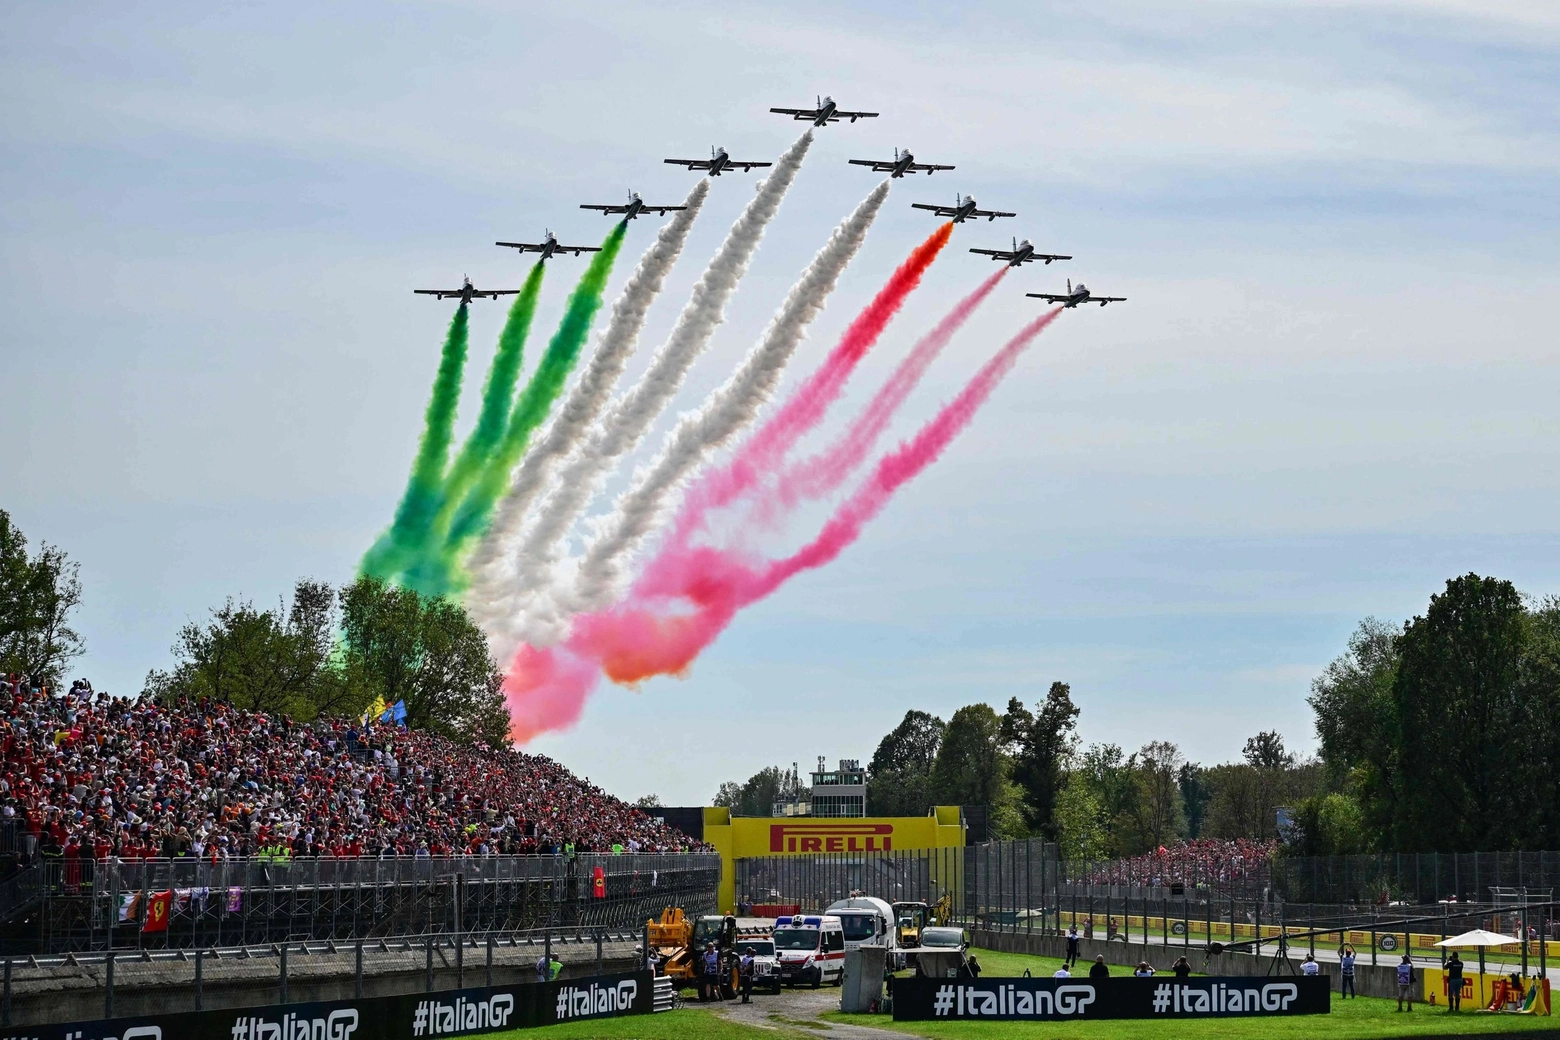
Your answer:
[1434,929,1520,1008]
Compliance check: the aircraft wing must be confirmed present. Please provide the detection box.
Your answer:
[1026,293,1071,303]
[560,245,602,255]
[832,109,879,122]
[485,290,521,297]
[909,162,955,173]
[1092,296,1127,305]
[770,107,819,120]
[910,203,958,216]
[646,204,687,214]
[731,160,773,171]
[970,208,1017,220]
[495,241,543,252]
[969,248,1017,261]
[1031,253,1073,264]
[414,289,456,296]
[848,159,895,171]
[580,204,628,214]
[664,158,714,170]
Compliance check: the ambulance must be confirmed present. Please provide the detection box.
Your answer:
[772,913,846,988]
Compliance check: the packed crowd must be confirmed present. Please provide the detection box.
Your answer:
[1076,838,1278,888]
[0,675,703,863]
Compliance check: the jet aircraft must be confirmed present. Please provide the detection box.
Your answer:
[1027,279,1127,308]
[413,277,519,304]
[770,95,879,127]
[847,148,955,178]
[664,146,773,176]
[494,230,601,262]
[580,191,687,220]
[911,194,1016,223]
[969,237,1071,267]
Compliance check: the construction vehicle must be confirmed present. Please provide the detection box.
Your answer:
[646,907,740,998]
[893,900,931,949]
[930,892,954,926]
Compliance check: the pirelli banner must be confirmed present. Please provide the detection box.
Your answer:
[892,975,1331,1021]
[9,971,653,1040]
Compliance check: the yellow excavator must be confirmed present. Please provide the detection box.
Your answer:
[647,907,740,998]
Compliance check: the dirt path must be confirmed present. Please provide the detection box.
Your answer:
[707,981,904,1038]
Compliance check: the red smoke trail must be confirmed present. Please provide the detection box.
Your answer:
[761,266,1008,524]
[583,306,1064,687]
[668,222,954,548]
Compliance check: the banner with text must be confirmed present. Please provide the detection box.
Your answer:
[892,975,1330,1021]
[2,970,653,1040]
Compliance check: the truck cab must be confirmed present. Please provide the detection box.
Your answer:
[825,896,905,969]
[773,914,845,988]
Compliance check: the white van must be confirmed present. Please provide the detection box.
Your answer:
[773,913,846,988]
[825,896,904,969]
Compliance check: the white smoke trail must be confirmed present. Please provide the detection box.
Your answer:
[548,179,893,639]
[488,132,815,652]
[465,179,709,633]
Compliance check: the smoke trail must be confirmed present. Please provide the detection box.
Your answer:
[438,262,546,526]
[768,266,1008,516]
[359,302,470,581]
[558,179,893,631]
[667,221,954,550]
[501,307,1061,740]
[464,180,710,632]
[403,223,627,597]
[486,134,815,648]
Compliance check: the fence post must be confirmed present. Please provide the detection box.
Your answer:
[105,950,115,1019]
[1521,904,1529,978]
[3,957,11,1027]
[487,934,494,988]
[455,872,465,990]
[194,947,203,1011]
[544,929,551,983]
[355,940,364,999]
[425,934,433,993]
[280,942,289,1005]
[596,929,603,974]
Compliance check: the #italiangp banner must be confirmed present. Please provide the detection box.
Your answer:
[8,970,652,1040]
[892,975,1331,1021]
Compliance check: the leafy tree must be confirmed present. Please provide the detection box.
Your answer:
[634,794,663,809]
[1001,682,1080,840]
[338,576,508,746]
[0,509,84,686]
[713,781,743,809]
[1071,743,1146,855]
[1054,775,1109,861]
[1131,741,1185,850]
[931,704,1007,809]
[1242,730,1293,770]
[1284,792,1370,856]
[867,710,944,816]
[1519,598,1560,846]
[1391,574,1527,851]
[1307,617,1400,839]
[1178,762,1212,838]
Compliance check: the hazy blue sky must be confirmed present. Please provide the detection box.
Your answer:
[4,1,1558,805]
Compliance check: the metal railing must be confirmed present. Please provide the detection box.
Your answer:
[1,853,720,955]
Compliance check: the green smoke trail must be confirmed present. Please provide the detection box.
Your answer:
[405,223,627,597]
[389,261,548,573]
[359,302,471,581]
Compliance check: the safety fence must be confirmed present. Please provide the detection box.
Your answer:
[1,854,720,955]
[1271,851,1560,905]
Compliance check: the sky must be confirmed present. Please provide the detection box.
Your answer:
[3,0,1558,807]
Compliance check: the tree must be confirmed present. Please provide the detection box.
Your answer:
[635,794,663,809]
[1519,598,1560,847]
[1132,741,1185,850]
[339,576,509,746]
[143,579,368,720]
[1054,775,1109,861]
[931,704,1008,811]
[1071,743,1145,855]
[1178,763,1212,839]
[713,782,743,809]
[867,710,945,816]
[1284,792,1370,856]
[0,509,84,686]
[1242,731,1293,771]
[1002,682,1081,840]
[1391,574,1527,851]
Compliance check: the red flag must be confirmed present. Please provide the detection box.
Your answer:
[142,890,172,933]
[591,866,606,899]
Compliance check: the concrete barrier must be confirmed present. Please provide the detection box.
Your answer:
[972,929,1409,1000]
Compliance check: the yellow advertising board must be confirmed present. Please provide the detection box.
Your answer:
[706,805,965,913]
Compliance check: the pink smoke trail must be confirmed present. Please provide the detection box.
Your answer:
[667,223,954,549]
[586,305,1064,686]
[761,266,1008,523]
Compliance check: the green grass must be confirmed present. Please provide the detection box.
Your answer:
[489,1005,813,1039]
[823,947,1558,1039]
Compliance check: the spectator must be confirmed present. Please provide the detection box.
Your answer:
[1133,961,1154,977]
[1089,955,1110,980]
[1065,925,1079,967]
[1172,956,1191,978]
[1396,954,1414,1012]
[1339,944,1356,998]
[1445,952,1462,1013]
[1301,954,1319,976]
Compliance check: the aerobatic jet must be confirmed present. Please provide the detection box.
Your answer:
[413,277,519,304]
[970,237,1072,267]
[494,230,601,262]
[580,191,687,221]
[664,146,773,176]
[911,194,1016,223]
[847,148,955,178]
[1027,279,1127,308]
[770,95,879,127]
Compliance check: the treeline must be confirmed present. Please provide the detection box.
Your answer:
[144,576,510,746]
[1,509,84,685]
[1306,573,1560,854]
